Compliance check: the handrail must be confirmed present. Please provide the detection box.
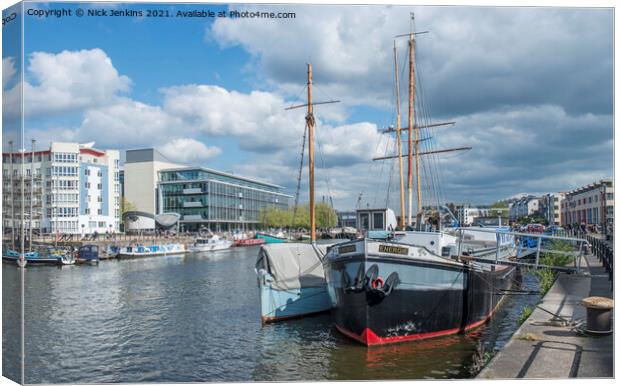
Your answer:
[453,227,587,273]
[454,227,587,243]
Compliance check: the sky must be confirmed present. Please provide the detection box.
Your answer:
[1,1,614,212]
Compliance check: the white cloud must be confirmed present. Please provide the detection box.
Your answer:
[2,56,16,90]
[161,84,303,151]
[78,98,181,148]
[24,48,131,116]
[211,6,612,117]
[159,138,222,164]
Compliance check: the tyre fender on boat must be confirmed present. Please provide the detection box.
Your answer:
[364,264,400,306]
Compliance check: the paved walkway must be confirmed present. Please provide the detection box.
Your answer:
[478,253,613,379]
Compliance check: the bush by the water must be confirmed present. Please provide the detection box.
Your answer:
[518,305,533,325]
[534,240,576,295]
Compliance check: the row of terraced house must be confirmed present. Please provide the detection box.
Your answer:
[507,179,613,230]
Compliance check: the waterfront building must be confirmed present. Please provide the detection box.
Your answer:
[540,193,565,226]
[123,149,184,216]
[2,141,120,235]
[561,179,613,229]
[158,166,291,232]
[508,196,541,221]
[457,206,490,226]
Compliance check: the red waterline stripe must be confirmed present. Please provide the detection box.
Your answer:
[336,311,495,346]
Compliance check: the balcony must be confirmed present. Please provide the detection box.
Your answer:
[183,214,204,221]
[183,201,203,208]
[183,188,203,195]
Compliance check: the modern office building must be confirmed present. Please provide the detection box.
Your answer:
[2,141,120,235]
[158,167,291,231]
[561,179,613,228]
[123,148,184,216]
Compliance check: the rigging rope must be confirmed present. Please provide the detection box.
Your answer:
[290,124,307,228]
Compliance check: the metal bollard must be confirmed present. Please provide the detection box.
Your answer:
[581,297,614,334]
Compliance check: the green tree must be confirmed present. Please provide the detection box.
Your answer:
[259,206,291,228]
[121,198,137,216]
[489,201,508,217]
[316,202,338,228]
[291,205,310,229]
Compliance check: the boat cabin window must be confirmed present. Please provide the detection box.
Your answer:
[372,213,384,230]
[359,213,369,230]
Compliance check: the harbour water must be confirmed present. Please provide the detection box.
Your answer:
[3,244,541,383]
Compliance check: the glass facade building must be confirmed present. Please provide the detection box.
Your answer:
[158,167,291,231]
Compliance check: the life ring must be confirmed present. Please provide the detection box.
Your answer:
[372,277,384,289]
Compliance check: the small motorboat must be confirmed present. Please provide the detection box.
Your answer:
[49,248,76,265]
[189,235,233,252]
[3,249,71,266]
[76,245,100,265]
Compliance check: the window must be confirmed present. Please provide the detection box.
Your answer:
[359,213,370,230]
[85,208,90,215]
[98,221,106,227]
[97,183,102,190]
[373,212,384,230]
[97,170,102,177]
[606,193,614,200]
[97,209,102,215]
[589,197,592,204]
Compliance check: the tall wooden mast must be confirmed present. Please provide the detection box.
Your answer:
[307,64,316,242]
[407,32,415,226]
[285,66,338,242]
[412,35,422,216]
[394,42,406,230]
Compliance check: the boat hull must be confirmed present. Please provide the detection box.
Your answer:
[3,256,63,265]
[188,241,233,252]
[235,238,266,247]
[256,233,287,244]
[258,275,331,323]
[118,244,187,258]
[323,242,516,346]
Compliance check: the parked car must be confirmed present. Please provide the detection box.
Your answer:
[525,224,545,233]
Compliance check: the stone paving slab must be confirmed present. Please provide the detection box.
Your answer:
[478,253,613,379]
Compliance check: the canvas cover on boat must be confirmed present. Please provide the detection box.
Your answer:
[257,243,330,291]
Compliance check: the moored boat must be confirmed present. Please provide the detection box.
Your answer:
[322,17,518,346]
[256,232,288,244]
[255,63,338,323]
[188,235,233,252]
[3,249,73,266]
[256,243,332,323]
[76,244,100,265]
[118,243,187,258]
[322,230,516,345]
[235,238,265,247]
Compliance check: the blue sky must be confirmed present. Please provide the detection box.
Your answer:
[2,2,614,211]
[21,1,254,170]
